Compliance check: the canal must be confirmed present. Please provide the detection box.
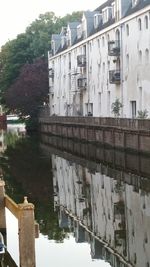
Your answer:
[0,123,150,267]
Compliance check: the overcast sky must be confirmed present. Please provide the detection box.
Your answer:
[0,0,104,48]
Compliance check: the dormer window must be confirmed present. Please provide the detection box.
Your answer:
[77,24,82,39]
[94,13,102,29]
[51,40,55,54]
[111,2,115,18]
[61,36,67,48]
[102,7,112,24]
[132,0,139,7]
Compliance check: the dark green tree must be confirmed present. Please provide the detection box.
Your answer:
[0,10,82,115]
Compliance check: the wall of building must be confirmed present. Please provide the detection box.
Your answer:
[48,3,150,118]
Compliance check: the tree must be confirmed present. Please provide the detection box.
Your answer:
[111,98,123,117]
[4,57,49,117]
[0,35,34,103]
[0,11,83,109]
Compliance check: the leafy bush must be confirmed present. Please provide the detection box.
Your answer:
[137,109,148,119]
[111,98,123,117]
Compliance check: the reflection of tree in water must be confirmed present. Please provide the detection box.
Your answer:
[0,135,69,242]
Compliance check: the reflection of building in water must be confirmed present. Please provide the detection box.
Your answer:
[52,154,150,267]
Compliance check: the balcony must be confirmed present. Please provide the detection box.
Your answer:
[108,41,120,56]
[109,70,121,84]
[49,68,54,78]
[77,55,86,67]
[77,78,87,89]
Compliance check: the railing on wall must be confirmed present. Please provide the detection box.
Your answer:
[39,111,150,131]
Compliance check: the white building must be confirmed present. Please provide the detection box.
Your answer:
[48,0,150,118]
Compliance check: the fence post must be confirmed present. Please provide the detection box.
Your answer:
[0,179,6,232]
[18,197,36,267]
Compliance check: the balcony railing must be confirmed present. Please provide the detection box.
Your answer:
[77,55,86,67]
[49,68,54,78]
[109,70,121,84]
[108,40,120,56]
[77,78,87,89]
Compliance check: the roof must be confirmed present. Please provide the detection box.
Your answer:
[51,34,61,41]
[68,22,80,29]
[125,0,150,17]
[95,0,114,12]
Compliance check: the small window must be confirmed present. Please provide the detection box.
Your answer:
[145,15,148,29]
[102,62,105,73]
[102,36,105,47]
[138,18,142,31]
[126,54,129,69]
[97,39,100,48]
[138,50,142,64]
[126,24,129,36]
[89,42,92,51]
[145,49,149,64]
[131,101,136,118]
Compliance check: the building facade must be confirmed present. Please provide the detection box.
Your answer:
[48,0,150,118]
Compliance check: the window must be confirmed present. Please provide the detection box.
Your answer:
[88,103,93,115]
[89,42,92,51]
[102,36,105,47]
[126,24,129,36]
[97,39,100,48]
[85,103,88,115]
[111,2,115,18]
[139,87,142,110]
[107,91,110,116]
[98,92,101,115]
[107,34,110,42]
[126,54,129,70]
[131,101,136,118]
[145,49,149,64]
[138,50,142,64]
[68,53,71,69]
[102,62,105,73]
[138,18,142,31]
[132,0,138,7]
[116,29,120,42]
[145,15,148,29]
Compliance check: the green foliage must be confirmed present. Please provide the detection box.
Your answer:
[111,98,123,117]
[137,109,148,119]
[0,11,82,106]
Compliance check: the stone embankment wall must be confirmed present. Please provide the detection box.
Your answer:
[39,116,150,154]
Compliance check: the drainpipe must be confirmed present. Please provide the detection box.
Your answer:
[87,41,90,114]
[120,23,124,117]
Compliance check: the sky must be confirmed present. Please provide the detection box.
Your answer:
[0,0,105,48]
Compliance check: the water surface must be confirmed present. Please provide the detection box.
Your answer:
[1,124,150,267]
